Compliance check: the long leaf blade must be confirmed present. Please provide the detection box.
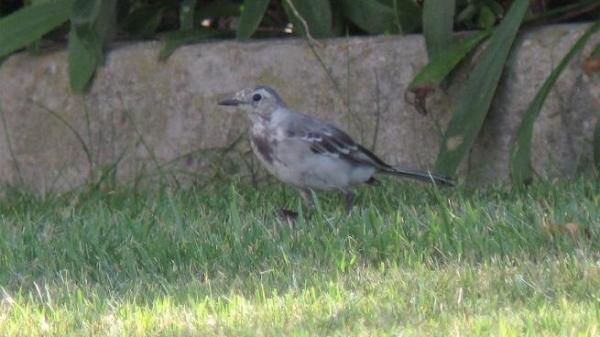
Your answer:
[283,0,332,38]
[0,0,73,58]
[68,28,97,93]
[594,116,600,173]
[423,0,455,58]
[510,21,600,183]
[180,0,198,30]
[159,28,219,61]
[68,0,116,94]
[383,0,421,33]
[434,0,529,176]
[408,29,491,91]
[237,0,270,40]
[340,0,397,34]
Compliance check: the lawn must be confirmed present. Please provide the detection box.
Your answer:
[0,176,599,336]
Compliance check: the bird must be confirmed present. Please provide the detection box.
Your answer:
[218,85,454,214]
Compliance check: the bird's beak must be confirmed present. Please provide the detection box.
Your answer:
[218,98,242,106]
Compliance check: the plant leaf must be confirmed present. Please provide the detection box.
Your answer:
[0,0,74,58]
[70,0,101,25]
[283,0,332,38]
[121,4,166,38]
[510,21,600,183]
[68,0,116,93]
[478,5,497,29]
[93,0,117,62]
[434,0,529,176]
[340,0,397,34]
[591,41,600,57]
[159,28,219,61]
[237,0,270,40]
[392,0,422,33]
[423,0,456,58]
[195,0,241,19]
[68,29,98,93]
[180,0,198,30]
[408,29,491,91]
[594,115,600,173]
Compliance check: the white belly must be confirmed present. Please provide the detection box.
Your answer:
[251,137,375,191]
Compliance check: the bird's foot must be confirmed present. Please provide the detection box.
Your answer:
[276,208,299,226]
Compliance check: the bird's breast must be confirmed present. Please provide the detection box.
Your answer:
[250,122,276,165]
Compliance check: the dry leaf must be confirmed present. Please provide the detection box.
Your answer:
[541,217,585,241]
[583,57,600,74]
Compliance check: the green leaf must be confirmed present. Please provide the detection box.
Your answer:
[477,5,496,29]
[237,0,270,40]
[591,41,600,58]
[70,0,101,25]
[525,0,598,26]
[390,0,422,33]
[159,28,219,61]
[408,29,491,91]
[483,0,504,17]
[510,21,600,184]
[330,0,347,36]
[180,0,198,30]
[195,0,241,19]
[594,116,600,172]
[68,0,116,94]
[340,0,397,34]
[93,0,116,48]
[434,0,529,176]
[455,3,477,24]
[423,0,456,58]
[121,4,166,38]
[0,0,74,58]
[68,29,98,93]
[283,0,332,38]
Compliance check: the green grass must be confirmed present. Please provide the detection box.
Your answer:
[0,176,599,336]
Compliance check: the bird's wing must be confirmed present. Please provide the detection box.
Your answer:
[284,118,393,170]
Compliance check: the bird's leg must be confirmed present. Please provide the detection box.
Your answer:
[299,188,315,210]
[343,190,355,214]
[276,188,314,224]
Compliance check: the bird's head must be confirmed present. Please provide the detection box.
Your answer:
[218,85,286,120]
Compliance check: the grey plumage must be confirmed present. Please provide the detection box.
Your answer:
[218,85,454,212]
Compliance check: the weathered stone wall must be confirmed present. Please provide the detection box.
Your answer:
[0,24,597,192]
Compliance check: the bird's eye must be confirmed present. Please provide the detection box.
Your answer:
[252,93,262,102]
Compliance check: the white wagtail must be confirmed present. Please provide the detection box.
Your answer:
[218,85,454,213]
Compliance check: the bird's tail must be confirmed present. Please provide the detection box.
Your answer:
[381,167,455,186]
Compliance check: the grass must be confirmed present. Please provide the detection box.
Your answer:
[0,175,599,336]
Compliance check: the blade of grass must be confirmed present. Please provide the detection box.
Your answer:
[423,0,455,57]
[237,0,271,40]
[434,0,529,176]
[510,21,600,184]
[0,102,24,187]
[594,115,600,173]
[0,0,74,58]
